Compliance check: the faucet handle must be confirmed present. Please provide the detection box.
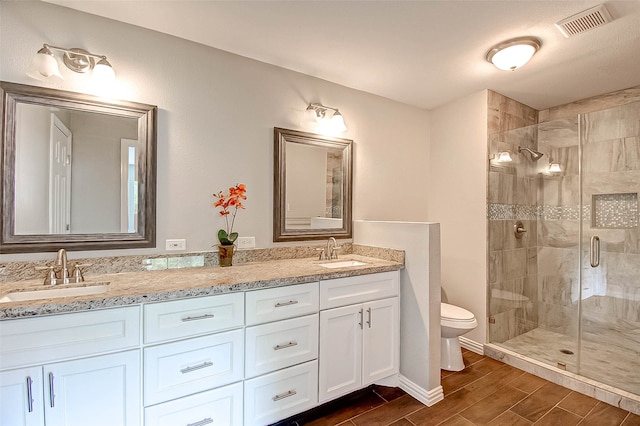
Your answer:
[71,263,92,283]
[315,247,326,260]
[35,265,59,286]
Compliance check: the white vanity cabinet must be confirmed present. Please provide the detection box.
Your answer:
[243,282,320,426]
[318,271,400,403]
[0,306,142,426]
[0,268,402,426]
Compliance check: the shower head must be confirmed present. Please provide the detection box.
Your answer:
[518,146,544,161]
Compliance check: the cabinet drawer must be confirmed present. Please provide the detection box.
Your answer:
[0,306,140,370]
[144,381,243,426]
[320,271,399,309]
[245,282,319,326]
[245,314,318,378]
[244,360,318,426]
[144,329,244,406]
[144,293,243,344]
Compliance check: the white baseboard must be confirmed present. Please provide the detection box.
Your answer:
[459,336,484,355]
[399,374,443,407]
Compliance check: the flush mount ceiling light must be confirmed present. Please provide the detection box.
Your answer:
[486,37,541,71]
[28,43,115,83]
[306,103,347,132]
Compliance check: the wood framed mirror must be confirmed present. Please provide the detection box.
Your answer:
[1,81,157,253]
[274,127,352,242]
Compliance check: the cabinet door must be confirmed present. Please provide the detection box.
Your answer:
[44,350,140,426]
[318,304,362,403]
[362,297,399,385]
[0,367,44,426]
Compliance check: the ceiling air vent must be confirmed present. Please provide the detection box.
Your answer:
[555,4,613,38]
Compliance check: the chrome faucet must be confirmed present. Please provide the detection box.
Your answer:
[55,248,70,284]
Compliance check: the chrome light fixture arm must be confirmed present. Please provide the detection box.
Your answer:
[42,43,110,74]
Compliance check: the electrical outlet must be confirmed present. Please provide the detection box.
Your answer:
[165,239,186,251]
[237,236,256,249]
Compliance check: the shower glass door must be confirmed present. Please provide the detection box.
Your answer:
[578,101,640,395]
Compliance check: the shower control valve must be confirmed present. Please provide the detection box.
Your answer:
[514,221,527,239]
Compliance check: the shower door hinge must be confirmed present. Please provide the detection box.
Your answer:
[488,317,496,324]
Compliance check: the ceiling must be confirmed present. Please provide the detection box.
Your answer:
[45,0,640,110]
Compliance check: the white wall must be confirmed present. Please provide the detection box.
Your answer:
[428,91,488,344]
[0,1,430,261]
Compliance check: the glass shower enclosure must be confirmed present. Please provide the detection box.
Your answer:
[487,101,640,397]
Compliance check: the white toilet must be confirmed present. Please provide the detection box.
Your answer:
[441,302,478,371]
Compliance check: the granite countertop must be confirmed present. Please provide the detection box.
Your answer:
[0,254,402,319]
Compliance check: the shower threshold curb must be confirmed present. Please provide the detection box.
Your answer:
[484,343,640,415]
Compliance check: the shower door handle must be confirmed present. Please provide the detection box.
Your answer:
[590,236,600,267]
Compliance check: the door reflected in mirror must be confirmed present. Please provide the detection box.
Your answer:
[274,128,352,242]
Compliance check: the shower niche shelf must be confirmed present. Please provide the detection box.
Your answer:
[591,192,638,229]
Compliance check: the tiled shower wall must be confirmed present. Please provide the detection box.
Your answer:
[487,86,640,343]
[487,91,538,343]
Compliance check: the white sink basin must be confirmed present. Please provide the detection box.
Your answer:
[318,260,368,269]
[0,282,110,303]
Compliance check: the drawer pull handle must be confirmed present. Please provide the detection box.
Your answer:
[186,418,213,426]
[180,361,213,374]
[26,376,34,413]
[48,372,55,408]
[274,341,298,351]
[272,389,297,401]
[367,307,372,328]
[275,300,299,308]
[181,314,215,322]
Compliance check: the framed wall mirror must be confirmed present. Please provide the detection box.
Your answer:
[274,127,352,242]
[1,81,157,253]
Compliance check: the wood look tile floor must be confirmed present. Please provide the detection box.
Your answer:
[276,350,640,426]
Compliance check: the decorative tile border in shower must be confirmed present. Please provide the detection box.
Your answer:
[488,203,593,222]
[487,204,537,220]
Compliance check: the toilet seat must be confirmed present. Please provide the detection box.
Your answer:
[441,302,476,323]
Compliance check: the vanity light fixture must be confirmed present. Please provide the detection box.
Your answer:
[486,37,541,71]
[28,43,115,83]
[306,103,347,132]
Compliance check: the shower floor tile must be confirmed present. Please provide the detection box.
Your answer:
[497,327,640,396]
